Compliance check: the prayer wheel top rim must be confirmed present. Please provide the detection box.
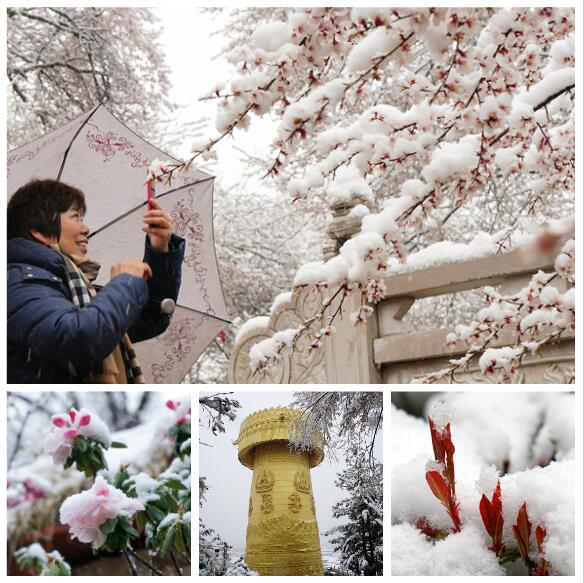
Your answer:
[234,407,324,469]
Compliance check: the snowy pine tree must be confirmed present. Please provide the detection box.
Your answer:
[326,446,383,576]
[199,518,227,576]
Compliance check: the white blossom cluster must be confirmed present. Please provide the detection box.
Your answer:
[205,8,574,378]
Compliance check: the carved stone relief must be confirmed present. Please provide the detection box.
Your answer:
[288,493,302,513]
[246,515,320,549]
[255,469,274,492]
[260,493,273,514]
[294,470,310,493]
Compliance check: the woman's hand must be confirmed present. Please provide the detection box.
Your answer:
[143,198,173,252]
[111,259,153,280]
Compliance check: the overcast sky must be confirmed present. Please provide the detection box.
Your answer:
[153,7,278,195]
[199,390,383,550]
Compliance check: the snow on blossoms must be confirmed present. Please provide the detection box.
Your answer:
[44,408,111,466]
[166,399,191,426]
[164,399,191,460]
[204,7,574,380]
[60,476,144,550]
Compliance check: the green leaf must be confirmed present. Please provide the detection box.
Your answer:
[164,479,187,491]
[164,492,179,513]
[136,511,146,531]
[76,437,88,452]
[120,519,139,538]
[174,524,186,553]
[161,527,176,555]
[113,468,131,490]
[146,505,165,523]
[110,441,127,449]
[87,449,101,467]
[183,522,191,544]
[100,518,118,535]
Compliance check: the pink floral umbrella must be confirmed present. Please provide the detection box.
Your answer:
[8,104,230,383]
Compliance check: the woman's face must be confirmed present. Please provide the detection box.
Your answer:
[59,206,90,256]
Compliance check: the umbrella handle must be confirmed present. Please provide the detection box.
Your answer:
[147,180,154,211]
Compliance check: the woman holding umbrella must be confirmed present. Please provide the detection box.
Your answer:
[7,179,185,384]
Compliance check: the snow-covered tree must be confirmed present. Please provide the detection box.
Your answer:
[157,7,574,383]
[199,393,241,436]
[199,392,258,575]
[326,445,383,576]
[186,181,326,383]
[7,7,172,148]
[290,391,382,458]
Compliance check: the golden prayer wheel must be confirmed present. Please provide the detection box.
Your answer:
[234,407,325,576]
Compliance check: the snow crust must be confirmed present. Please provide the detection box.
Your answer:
[392,523,505,575]
[391,394,575,575]
[270,291,292,314]
[234,316,270,344]
[517,67,575,108]
[123,472,160,504]
[252,22,292,52]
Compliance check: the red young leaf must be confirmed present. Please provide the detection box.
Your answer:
[512,502,532,561]
[479,481,504,555]
[535,524,546,555]
[480,493,495,534]
[533,524,549,575]
[426,470,462,533]
[415,517,447,539]
[426,470,450,508]
[429,417,456,496]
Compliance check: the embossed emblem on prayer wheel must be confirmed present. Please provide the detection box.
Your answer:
[234,408,325,576]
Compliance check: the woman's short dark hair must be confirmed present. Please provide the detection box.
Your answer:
[7,179,87,241]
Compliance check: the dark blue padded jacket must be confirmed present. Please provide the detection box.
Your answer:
[7,234,185,383]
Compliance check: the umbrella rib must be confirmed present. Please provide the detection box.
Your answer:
[56,103,102,181]
[176,304,232,324]
[87,176,215,239]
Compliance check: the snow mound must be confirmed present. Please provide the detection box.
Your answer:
[392,523,505,575]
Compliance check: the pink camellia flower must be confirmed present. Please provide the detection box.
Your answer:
[64,428,79,440]
[44,408,112,467]
[60,476,144,550]
[43,426,78,465]
[165,399,191,427]
[52,415,68,428]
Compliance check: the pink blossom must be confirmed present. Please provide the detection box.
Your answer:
[52,415,68,428]
[64,428,79,440]
[43,428,77,465]
[43,408,112,466]
[170,400,191,427]
[60,477,144,549]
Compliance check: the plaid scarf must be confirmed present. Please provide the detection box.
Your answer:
[49,244,145,384]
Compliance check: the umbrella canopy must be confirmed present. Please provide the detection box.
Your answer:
[8,104,230,383]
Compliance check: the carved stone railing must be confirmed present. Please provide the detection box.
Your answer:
[229,198,574,384]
